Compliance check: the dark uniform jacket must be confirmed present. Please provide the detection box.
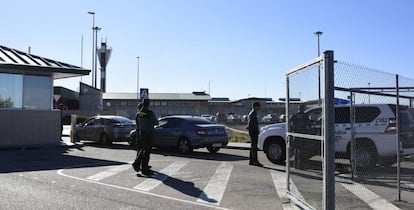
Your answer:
[247,109,259,135]
[137,108,158,132]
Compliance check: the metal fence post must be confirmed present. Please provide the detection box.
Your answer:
[396,74,401,201]
[286,76,291,192]
[323,50,335,210]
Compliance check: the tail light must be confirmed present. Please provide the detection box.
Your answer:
[197,129,208,135]
[385,118,397,133]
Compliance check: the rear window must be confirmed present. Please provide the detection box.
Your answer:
[186,118,213,125]
[109,117,134,124]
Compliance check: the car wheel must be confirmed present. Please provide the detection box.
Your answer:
[207,146,220,154]
[128,133,136,146]
[177,138,192,154]
[354,144,377,170]
[100,133,112,146]
[265,141,286,164]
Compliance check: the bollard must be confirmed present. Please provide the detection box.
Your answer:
[70,114,77,143]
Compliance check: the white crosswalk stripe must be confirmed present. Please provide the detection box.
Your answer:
[133,161,189,191]
[340,180,401,210]
[197,163,233,205]
[271,170,302,210]
[86,164,131,181]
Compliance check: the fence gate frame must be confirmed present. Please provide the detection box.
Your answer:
[285,50,335,210]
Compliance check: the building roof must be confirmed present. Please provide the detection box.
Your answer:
[0,45,90,79]
[103,92,211,101]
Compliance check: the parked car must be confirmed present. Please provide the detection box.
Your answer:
[227,114,242,124]
[261,114,279,124]
[129,115,229,153]
[200,114,214,122]
[74,115,136,145]
[258,104,414,169]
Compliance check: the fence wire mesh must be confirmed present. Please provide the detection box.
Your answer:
[286,56,414,210]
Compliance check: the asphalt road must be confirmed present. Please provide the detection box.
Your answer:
[0,142,296,210]
[1,140,414,210]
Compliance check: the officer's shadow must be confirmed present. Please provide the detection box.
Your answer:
[144,171,217,203]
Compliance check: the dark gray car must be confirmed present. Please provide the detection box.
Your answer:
[75,115,136,145]
[130,115,229,153]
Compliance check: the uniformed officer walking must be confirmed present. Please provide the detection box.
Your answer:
[132,99,158,176]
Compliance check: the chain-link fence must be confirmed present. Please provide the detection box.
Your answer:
[286,51,414,210]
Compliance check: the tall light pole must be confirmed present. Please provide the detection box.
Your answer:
[88,11,95,87]
[94,26,101,88]
[137,56,140,102]
[315,31,323,105]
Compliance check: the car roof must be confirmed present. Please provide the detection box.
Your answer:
[93,115,132,120]
[160,115,213,123]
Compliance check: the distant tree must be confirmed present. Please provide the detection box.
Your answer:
[0,96,14,108]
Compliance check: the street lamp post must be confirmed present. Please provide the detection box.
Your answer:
[94,26,101,88]
[88,11,95,87]
[315,31,323,105]
[137,56,140,102]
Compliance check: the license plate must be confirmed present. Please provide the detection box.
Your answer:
[212,143,222,147]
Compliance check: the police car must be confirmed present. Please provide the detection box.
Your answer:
[258,104,414,169]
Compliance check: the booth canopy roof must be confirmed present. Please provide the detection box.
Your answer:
[0,45,90,79]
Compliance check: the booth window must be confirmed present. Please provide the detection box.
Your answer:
[0,73,23,108]
[0,73,52,110]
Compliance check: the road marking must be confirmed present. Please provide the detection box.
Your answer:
[340,181,401,210]
[134,161,189,191]
[87,164,131,181]
[197,163,233,205]
[57,163,229,210]
[271,170,302,210]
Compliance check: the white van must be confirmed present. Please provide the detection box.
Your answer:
[258,104,414,169]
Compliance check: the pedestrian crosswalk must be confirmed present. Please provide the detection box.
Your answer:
[134,161,189,191]
[57,159,407,210]
[197,163,233,205]
[58,160,292,209]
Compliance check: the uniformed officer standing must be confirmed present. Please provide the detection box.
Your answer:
[132,99,158,176]
[247,102,263,167]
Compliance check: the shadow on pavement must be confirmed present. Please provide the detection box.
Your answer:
[151,148,249,162]
[0,146,126,173]
[145,171,217,203]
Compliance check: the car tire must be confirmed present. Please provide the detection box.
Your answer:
[265,141,286,164]
[100,133,112,146]
[207,146,220,154]
[354,144,377,170]
[177,138,192,154]
[128,133,136,146]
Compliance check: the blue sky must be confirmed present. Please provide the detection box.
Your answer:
[3,0,414,100]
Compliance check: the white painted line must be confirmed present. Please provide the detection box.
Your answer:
[87,164,131,181]
[340,181,401,210]
[271,170,302,210]
[134,161,189,191]
[197,163,233,205]
[57,163,229,210]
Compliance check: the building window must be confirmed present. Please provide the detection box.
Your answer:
[23,75,52,109]
[121,101,127,106]
[161,101,167,106]
[154,101,160,106]
[0,73,23,108]
[0,73,52,110]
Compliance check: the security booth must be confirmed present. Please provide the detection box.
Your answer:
[0,45,89,147]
